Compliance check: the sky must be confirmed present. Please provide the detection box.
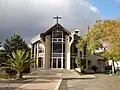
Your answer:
[0,0,120,44]
[89,0,120,19]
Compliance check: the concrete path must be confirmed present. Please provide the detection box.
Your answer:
[15,78,59,90]
[0,68,95,90]
[15,68,95,90]
[16,69,63,90]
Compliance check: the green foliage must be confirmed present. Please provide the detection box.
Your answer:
[0,51,7,64]
[75,56,85,68]
[83,20,120,61]
[3,33,30,53]
[82,20,120,74]
[104,45,120,61]
[1,50,34,79]
[0,41,7,64]
[0,41,2,47]
[105,66,112,74]
[78,37,84,51]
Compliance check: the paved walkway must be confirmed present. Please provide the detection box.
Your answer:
[14,69,85,90]
[0,68,95,90]
[16,69,95,90]
[16,69,63,90]
[59,74,120,90]
[15,78,59,90]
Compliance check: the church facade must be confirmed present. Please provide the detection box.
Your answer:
[31,23,82,70]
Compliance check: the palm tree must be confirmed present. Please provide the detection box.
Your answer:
[1,50,34,79]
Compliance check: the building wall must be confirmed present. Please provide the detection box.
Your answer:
[86,54,105,72]
[65,35,70,70]
[108,60,120,70]
[44,35,51,69]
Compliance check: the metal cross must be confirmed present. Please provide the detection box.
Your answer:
[53,15,62,24]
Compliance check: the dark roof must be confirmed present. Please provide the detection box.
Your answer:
[74,34,80,41]
[40,23,71,37]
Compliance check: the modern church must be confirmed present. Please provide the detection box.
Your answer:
[31,16,85,70]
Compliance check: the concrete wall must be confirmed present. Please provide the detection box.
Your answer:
[65,35,70,70]
[44,35,51,69]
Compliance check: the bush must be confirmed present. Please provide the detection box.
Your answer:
[92,65,98,72]
[105,66,112,74]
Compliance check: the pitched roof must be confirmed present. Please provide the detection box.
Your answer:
[40,23,71,37]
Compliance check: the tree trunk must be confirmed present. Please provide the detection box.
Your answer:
[17,72,23,79]
[112,60,115,74]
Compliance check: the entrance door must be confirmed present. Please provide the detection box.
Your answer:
[38,57,43,68]
[58,58,61,68]
[70,57,76,69]
[97,59,105,72]
[52,58,62,68]
[53,58,56,68]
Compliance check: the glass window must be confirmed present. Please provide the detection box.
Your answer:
[58,38,62,41]
[52,31,62,38]
[53,53,62,57]
[53,42,62,53]
[63,43,65,53]
[53,38,57,41]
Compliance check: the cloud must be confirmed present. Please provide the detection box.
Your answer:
[0,0,102,43]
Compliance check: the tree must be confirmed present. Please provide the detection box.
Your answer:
[0,41,7,64]
[3,33,30,53]
[1,50,34,79]
[0,41,2,47]
[76,56,82,68]
[104,45,120,74]
[82,20,120,74]
[76,56,85,73]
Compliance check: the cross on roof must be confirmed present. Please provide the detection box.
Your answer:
[53,15,62,24]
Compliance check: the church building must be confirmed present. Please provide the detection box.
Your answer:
[31,16,82,70]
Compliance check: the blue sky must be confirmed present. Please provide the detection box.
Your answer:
[89,0,120,19]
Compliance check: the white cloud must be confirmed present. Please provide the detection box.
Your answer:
[0,0,102,43]
[90,5,99,12]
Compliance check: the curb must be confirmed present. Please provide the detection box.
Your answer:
[74,70,96,79]
[54,79,63,90]
[14,79,38,90]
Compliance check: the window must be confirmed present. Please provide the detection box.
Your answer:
[52,31,62,38]
[39,47,44,53]
[58,38,62,41]
[53,42,62,53]
[53,38,57,41]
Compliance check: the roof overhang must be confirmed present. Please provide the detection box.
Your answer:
[31,34,40,44]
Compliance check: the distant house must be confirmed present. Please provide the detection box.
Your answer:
[86,54,106,72]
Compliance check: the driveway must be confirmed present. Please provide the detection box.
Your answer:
[59,74,120,90]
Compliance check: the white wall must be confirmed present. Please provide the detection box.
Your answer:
[108,60,120,70]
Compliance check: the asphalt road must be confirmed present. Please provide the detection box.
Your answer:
[59,74,120,90]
